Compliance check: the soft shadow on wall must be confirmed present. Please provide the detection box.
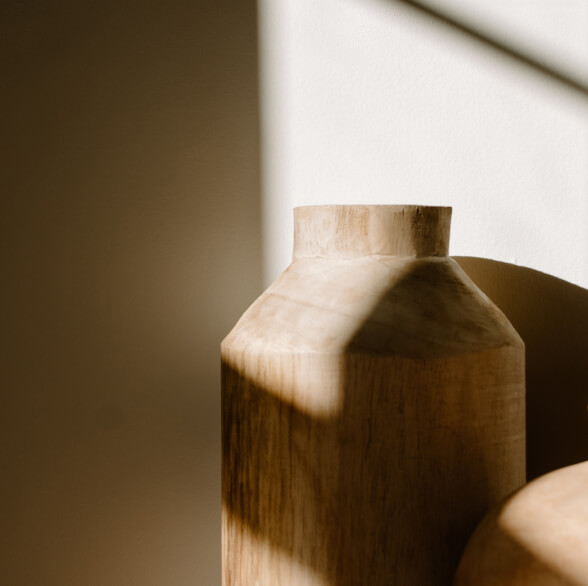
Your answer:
[1,1,261,585]
[455,258,588,481]
[389,0,588,98]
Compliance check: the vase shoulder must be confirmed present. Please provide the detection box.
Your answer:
[222,255,522,360]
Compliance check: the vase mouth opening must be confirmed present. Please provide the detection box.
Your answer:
[293,205,452,259]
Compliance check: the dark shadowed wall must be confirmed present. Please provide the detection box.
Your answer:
[455,258,588,482]
[1,1,261,584]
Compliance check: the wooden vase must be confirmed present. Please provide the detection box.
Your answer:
[221,205,525,586]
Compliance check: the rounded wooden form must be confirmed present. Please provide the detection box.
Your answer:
[454,461,588,586]
[221,205,525,586]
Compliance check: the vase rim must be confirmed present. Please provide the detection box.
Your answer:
[293,204,452,211]
[293,205,452,259]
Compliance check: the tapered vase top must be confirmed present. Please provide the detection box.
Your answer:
[293,205,452,259]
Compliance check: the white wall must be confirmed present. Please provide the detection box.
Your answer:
[259,0,588,287]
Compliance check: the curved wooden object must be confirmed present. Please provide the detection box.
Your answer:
[454,461,588,586]
[222,205,525,585]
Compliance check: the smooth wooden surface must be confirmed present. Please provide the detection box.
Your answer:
[454,461,588,586]
[222,205,525,585]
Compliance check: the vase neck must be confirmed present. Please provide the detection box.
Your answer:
[293,205,451,260]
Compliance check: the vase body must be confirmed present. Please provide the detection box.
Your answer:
[221,205,525,586]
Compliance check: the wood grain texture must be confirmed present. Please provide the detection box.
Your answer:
[221,206,525,585]
[454,461,588,586]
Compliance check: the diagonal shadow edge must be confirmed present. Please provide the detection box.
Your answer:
[382,0,588,100]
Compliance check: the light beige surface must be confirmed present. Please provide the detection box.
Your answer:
[222,205,525,586]
[454,461,588,586]
[1,2,261,585]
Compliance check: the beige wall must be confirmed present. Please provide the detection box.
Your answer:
[1,1,261,584]
[260,0,588,287]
